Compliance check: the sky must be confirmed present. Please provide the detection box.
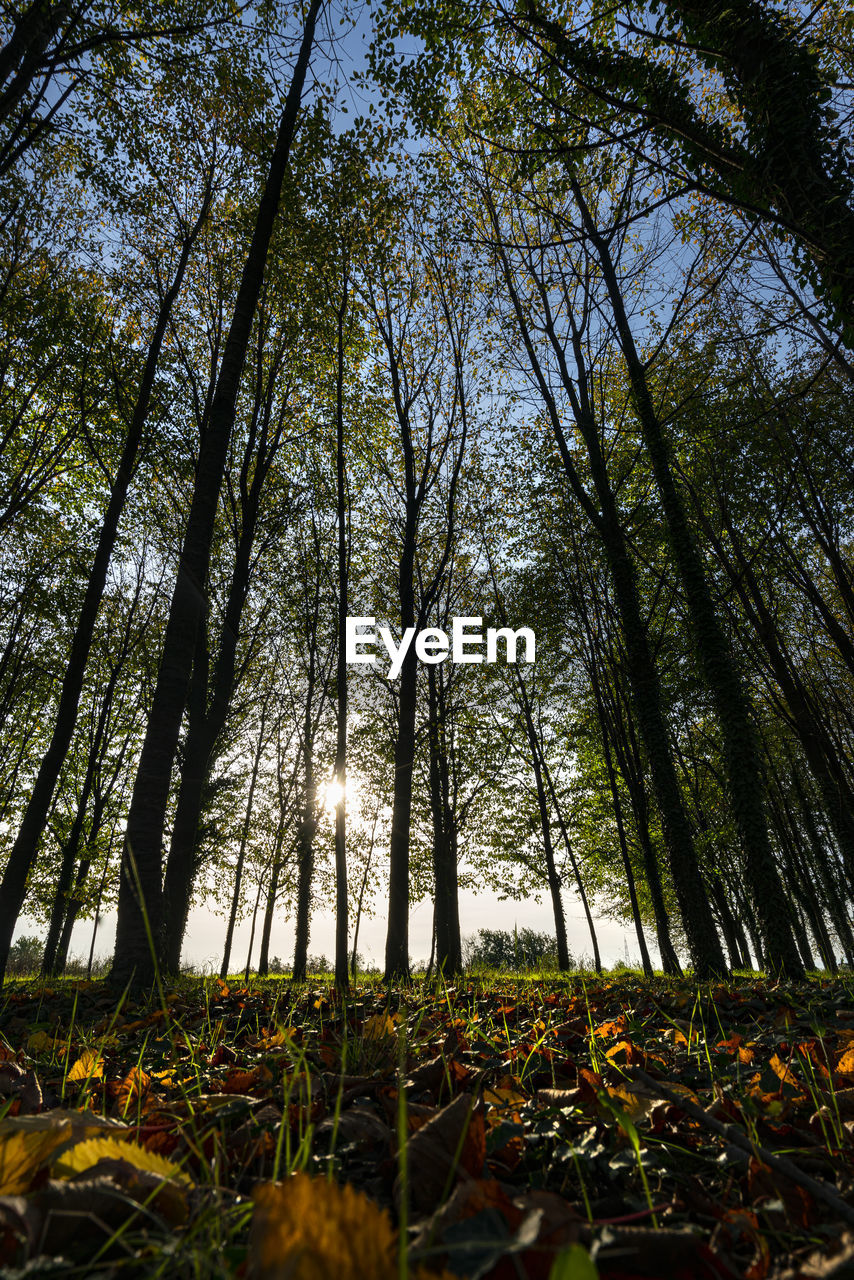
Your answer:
[14,885,656,976]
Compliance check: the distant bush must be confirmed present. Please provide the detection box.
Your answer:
[7,936,42,976]
[306,953,331,974]
[463,927,567,972]
[63,953,110,978]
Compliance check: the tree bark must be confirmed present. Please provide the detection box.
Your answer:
[427,663,462,976]
[0,196,208,986]
[385,523,418,982]
[484,193,726,977]
[112,2,321,988]
[220,703,267,979]
[573,178,802,978]
[333,272,349,991]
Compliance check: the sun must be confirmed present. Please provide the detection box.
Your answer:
[323,779,346,812]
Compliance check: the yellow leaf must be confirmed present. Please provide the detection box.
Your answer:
[250,1175,398,1280]
[362,1013,398,1041]
[117,1066,151,1111]
[606,1085,655,1121]
[67,1050,104,1082]
[483,1085,528,1110]
[53,1136,191,1185]
[0,1126,70,1194]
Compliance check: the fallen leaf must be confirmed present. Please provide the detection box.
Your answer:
[395,1092,486,1216]
[0,1127,69,1194]
[250,1174,399,1279]
[53,1136,191,1185]
[67,1050,104,1082]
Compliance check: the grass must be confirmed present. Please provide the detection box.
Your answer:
[0,968,853,1276]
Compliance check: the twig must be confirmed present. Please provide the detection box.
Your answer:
[625,1066,854,1229]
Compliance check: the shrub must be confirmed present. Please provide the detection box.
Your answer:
[462,927,567,972]
[7,936,43,976]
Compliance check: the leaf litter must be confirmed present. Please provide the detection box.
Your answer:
[1,973,854,1277]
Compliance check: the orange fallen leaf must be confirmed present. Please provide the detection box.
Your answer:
[67,1050,104,1082]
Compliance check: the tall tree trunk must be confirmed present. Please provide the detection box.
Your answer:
[244,876,265,981]
[486,205,726,977]
[598,510,725,976]
[162,609,210,974]
[0,198,208,986]
[162,473,265,970]
[518,690,571,972]
[579,603,651,975]
[574,178,802,978]
[427,664,462,976]
[220,703,267,980]
[112,3,321,988]
[605,656,682,975]
[291,624,320,983]
[333,272,349,991]
[600,716,653,976]
[691,478,854,893]
[258,808,286,978]
[540,746,601,972]
[351,810,378,980]
[86,837,114,980]
[708,877,746,971]
[385,532,418,982]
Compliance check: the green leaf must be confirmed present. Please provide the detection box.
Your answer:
[549,1245,600,1279]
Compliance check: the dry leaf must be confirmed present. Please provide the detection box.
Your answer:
[0,1127,70,1194]
[250,1174,398,1280]
[395,1092,485,1216]
[53,1136,191,1185]
[67,1050,104,1082]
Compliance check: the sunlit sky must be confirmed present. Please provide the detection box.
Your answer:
[13,890,655,977]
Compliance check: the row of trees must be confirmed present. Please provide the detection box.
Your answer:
[0,0,852,987]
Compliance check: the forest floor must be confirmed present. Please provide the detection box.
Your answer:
[1,972,853,1278]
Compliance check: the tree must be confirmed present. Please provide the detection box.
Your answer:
[112,0,322,987]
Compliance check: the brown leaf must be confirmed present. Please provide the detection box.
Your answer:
[250,1175,399,1280]
[395,1093,486,1216]
[315,1105,391,1152]
[0,1065,42,1114]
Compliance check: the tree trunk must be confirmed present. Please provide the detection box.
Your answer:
[487,212,725,977]
[162,470,265,971]
[162,609,210,974]
[244,876,265,981]
[292,637,319,983]
[333,272,349,991]
[112,3,320,988]
[427,664,462,977]
[574,178,802,979]
[351,810,378,980]
[598,510,726,976]
[220,704,267,980]
[541,752,601,972]
[258,807,286,977]
[0,197,207,986]
[708,878,746,971]
[600,717,653,976]
[520,696,571,972]
[607,666,682,975]
[385,529,418,982]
